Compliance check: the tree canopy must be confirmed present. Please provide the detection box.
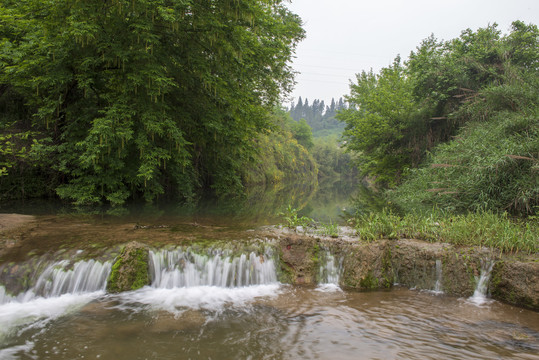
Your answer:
[339,21,539,216]
[0,0,304,205]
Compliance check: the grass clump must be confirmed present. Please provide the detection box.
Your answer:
[317,221,340,238]
[354,209,538,254]
[279,205,314,228]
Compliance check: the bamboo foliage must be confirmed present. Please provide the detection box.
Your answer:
[0,0,304,205]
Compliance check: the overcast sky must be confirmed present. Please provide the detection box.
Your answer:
[285,0,539,106]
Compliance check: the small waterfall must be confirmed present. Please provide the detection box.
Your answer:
[469,259,495,305]
[149,247,278,288]
[433,259,443,293]
[0,285,9,304]
[318,250,343,290]
[0,259,112,304]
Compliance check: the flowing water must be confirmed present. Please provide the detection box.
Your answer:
[1,286,538,359]
[0,251,538,360]
[317,250,343,292]
[1,182,538,359]
[468,259,496,306]
[433,259,443,294]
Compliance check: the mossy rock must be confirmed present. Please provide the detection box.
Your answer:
[107,242,150,293]
[359,271,379,289]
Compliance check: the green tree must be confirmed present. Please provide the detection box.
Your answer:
[0,0,304,205]
[291,118,314,150]
[339,21,539,216]
[338,57,418,186]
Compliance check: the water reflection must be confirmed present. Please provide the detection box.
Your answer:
[0,178,378,226]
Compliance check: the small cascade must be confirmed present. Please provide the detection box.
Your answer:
[469,259,495,305]
[0,285,10,304]
[433,259,443,293]
[149,247,278,288]
[318,250,343,290]
[0,259,112,304]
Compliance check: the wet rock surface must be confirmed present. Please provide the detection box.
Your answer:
[272,227,538,310]
[491,260,539,310]
[107,242,150,293]
[1,216,537,310]
[278,235,318,285]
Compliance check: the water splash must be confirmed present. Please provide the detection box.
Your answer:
[149,247,278,288]
[468,259,495,306]
[0,341,35,360]
[317,250,343,291]
[433,259,443,294]
[0,258,111,341]
[116,284,282,314]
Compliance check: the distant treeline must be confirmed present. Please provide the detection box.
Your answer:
[288,97,347,137]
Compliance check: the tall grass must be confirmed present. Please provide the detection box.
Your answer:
[354,209,538,254]
[390,94,539,217]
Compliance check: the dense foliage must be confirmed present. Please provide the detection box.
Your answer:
[0,0,304,205]
[242,108,317,186]
[339,21,538,216]
[310,136,356,179]
[287,97,354,179]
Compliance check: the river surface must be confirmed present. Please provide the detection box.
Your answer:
[0,181,538,359]
[1,285,538,360]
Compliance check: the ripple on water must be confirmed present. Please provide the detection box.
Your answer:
[1,287,538,360]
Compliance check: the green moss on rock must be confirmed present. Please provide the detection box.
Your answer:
[360,271,379,289]
[107,242,150,293]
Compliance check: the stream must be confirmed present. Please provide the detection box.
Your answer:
[1,281,538,359]
[0,181,538,359]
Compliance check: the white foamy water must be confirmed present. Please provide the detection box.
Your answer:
[1,259,112,305]
[315,283,342,293]
[0,341,35,360]
[0,258,112,340]
[433,259,443,294]
[0,291,104,340]
[468,259,495,306]
[149,247,278,288]
[317,250,343,291]
[135,247,281,314]
[116,284,282,314]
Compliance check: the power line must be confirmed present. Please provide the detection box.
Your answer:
[295,78,351,85]
[292,63,362,72]
[298,71,354,78]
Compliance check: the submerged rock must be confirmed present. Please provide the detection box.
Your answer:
[107,242,150,293]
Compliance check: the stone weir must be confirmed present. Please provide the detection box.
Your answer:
[0,214,536,311]
[100,232,539,311]
[277,232,538,311]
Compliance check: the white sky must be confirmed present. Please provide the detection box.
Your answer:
[285,0,539,106]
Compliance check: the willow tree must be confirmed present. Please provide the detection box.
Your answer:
[0,0,304,204]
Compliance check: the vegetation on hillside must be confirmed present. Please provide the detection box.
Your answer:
[287,98,356,180]
[0,0,304,205]
[242,108,318,187]
[339,21,538,217]
[310,136,356,179]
